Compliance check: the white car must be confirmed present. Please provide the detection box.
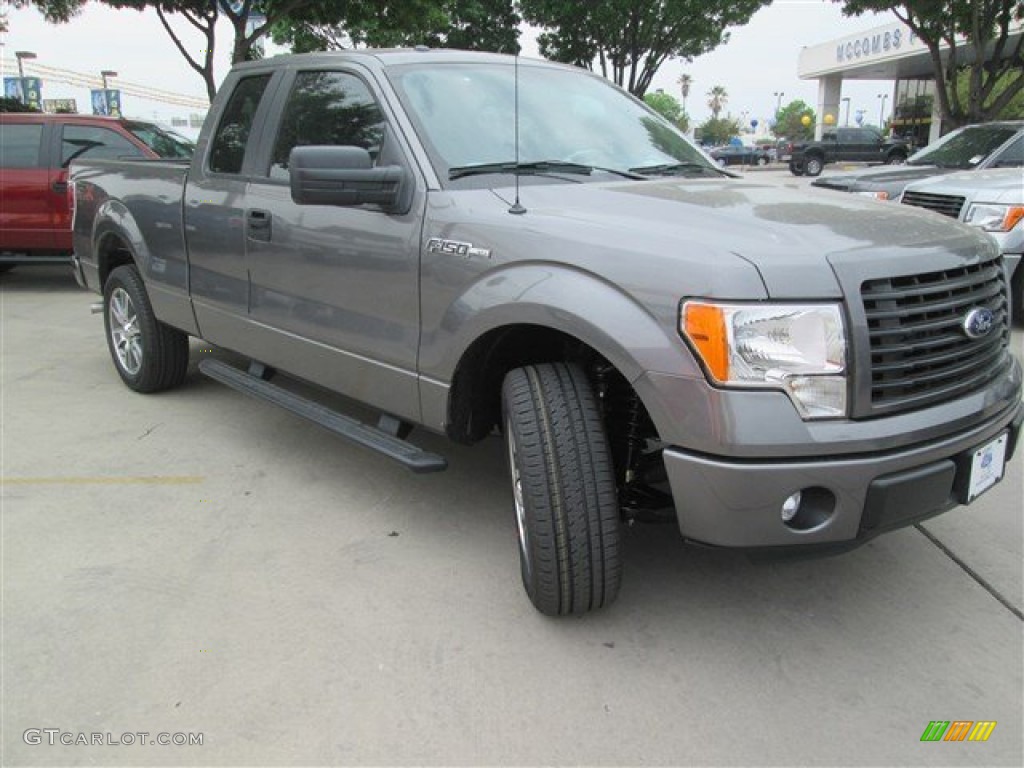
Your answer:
[901,168,1024,322]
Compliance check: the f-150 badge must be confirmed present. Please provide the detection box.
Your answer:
[426,238,491,259]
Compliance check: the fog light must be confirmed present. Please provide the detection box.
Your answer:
[781,491,802,522]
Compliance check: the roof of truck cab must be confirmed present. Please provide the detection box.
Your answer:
[230,48,560,71]
[0,113,146,124]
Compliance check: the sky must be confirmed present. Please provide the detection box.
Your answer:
[0,1,900,137]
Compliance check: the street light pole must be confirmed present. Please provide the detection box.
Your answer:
[878,93,889,129]
[773,91,784,116]
[101,70,118,90]
[841,97,851,126]
[15,50,37,79]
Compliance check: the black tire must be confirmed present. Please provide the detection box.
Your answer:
[502,363,622,616]
[803,155,824,176]
[789,161,805,176]
[886,152,907,165]
[0,265,14,274]
[1012,266,1023,328]
[103,264,189,393]
[757,155,769,166]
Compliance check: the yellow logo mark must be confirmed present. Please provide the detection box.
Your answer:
[968,721,996,742]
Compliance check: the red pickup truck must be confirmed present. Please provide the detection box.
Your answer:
[0,113,193,271]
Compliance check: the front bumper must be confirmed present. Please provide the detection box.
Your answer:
[663,401,1022,550]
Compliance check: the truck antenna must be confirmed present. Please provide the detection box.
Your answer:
[508,52,527,215]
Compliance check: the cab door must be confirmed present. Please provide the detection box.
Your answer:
[241,67,426,421]
[0,120,52,252]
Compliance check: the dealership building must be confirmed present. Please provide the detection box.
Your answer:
[798,19,1024,145]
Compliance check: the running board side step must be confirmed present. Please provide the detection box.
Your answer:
[198,358,447,474]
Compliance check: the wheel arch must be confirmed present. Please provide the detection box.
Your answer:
[431,268,696,445]
[91,199,149,287]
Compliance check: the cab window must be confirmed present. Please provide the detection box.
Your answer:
[268,71,386,180]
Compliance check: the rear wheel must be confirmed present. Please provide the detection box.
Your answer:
[502,363,622,616]
[804,155,824,176]
[886,152,907,165]
[757,155,769,166]
[103,264,189,393]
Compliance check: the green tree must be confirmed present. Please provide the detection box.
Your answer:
[0,96,42,112]
[677,72,693,114]
[696,115,741,146]
[706,85,728,119]
[954,68,1024,118]
[27,1,473,101]
[772,99,816,139]
[519,0,770,97]
[838,1,1024,128]
[274,0,519,54]
[644,91,682,122]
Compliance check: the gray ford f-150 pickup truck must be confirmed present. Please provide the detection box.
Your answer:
[70,50,1022,616]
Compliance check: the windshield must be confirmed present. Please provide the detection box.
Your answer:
[387,62,716,182]
[907,124,1018,169]
[124,121,195,159]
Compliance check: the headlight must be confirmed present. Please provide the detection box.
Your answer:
[681,302,847,419]
[965,203,1024,232]
[854,190,889,201]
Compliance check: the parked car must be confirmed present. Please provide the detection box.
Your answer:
[900,168,1023,323]
[811,120,1024,200]
[710,144,771,166]
[789,127,910,176]
[0,113,194,271]
[70,50,1021,616]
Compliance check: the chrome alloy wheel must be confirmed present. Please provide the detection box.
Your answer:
[506,417,532,575]
[108,287,143,375]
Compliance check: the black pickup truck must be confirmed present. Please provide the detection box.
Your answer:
[789,127,910,176]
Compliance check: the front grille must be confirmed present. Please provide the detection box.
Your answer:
[900,190,966,219]
[861,258,1010,413]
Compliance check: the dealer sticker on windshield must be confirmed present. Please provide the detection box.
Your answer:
[966,433,1008,503]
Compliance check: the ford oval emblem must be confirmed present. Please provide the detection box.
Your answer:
[963,308,995,339]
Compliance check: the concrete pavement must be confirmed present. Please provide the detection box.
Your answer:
[2,253,1021,765]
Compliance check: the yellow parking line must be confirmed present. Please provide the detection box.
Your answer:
[1,476,204,485]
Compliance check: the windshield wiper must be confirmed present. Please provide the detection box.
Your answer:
[448,160,646,181]
[449,160,592,180]
[629,161,726,177]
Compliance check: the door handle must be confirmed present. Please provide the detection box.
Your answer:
[52,180,68,193]
[246,209,271,240]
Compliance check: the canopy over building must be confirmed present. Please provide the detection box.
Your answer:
[798,19,1024,144]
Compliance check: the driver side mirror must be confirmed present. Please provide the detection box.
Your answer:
[289,145,407,211]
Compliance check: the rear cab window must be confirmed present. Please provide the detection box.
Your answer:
[60,124,146,167]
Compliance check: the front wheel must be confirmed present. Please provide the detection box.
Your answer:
[103,264,189,393]
[502,363,622,616]
[789,161,805,176]
[886,152,907,165]
[803,155,824,176]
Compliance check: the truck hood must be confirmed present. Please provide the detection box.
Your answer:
[811,164,952,192]
[487,177,989,298]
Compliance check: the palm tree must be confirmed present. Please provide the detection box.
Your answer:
[677,74,693,115]
[707,85,728,120]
